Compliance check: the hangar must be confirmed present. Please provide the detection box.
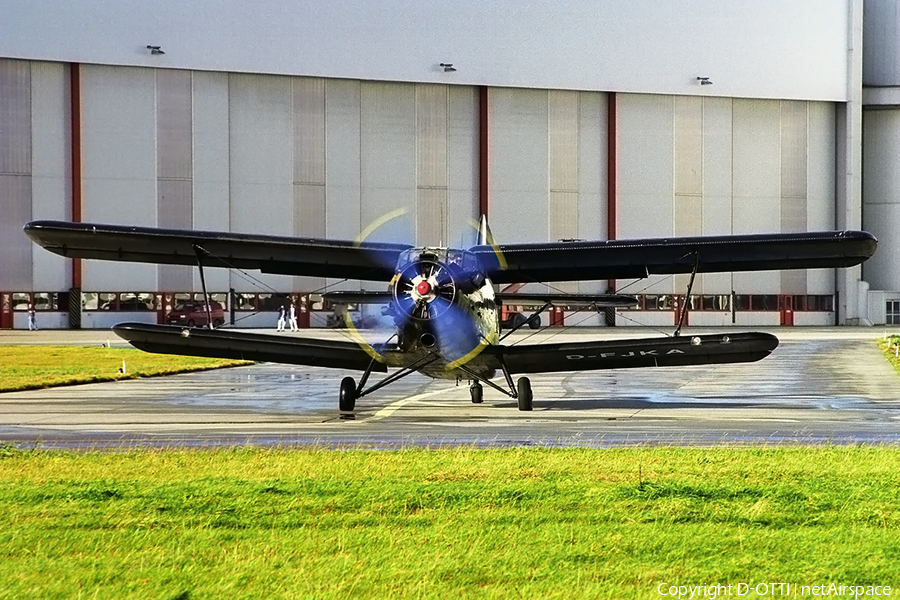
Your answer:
[0,0,897,329]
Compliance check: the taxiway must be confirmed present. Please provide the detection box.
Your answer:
[1,327,898,448]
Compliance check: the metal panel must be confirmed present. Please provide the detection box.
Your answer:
[156,70,193,291]
[157,179,193,291]
[779,101,808,294]
[30,61,71,291]
[416,84,448,190]
[732,98,781,232]
[674,96,702,198]
[446,85,478,248]
[293,183,326,292]
[157,70,192,181]
[0,59,31,176]
[227,73,293,291]
[806,102,835,295]
[360,81,416,244]
[80,65,158,291]
[293,77,326,185]
[416,84,448,245]
[780,100,807,203]
[324,79,361,260]
[617,93,674,238]
[863,108,900,291]
[576,92,606,240]
[191,71,231,292]
[548,91,579,246]
[0,175,32,289]
[416,187,446,246]
[489,88,549,244]
[548,90,579,193]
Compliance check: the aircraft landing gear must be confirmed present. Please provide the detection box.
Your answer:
[469,381,483,404]
[516,377,533,411]
[339,376,357,412]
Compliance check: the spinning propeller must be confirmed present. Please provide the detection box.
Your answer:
[343,210,498,368]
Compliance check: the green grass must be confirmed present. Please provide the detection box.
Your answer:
[878,336,900,377]
[0,446,898,599]
[0,345,249,392]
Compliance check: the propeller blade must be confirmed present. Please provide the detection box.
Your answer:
[427,296,484,365]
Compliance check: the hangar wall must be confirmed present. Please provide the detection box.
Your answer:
[67,65,481,295]
[0,0,854,102]
[0,0,879,328]
[0,58,850,327]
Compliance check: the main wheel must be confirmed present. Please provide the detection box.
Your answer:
[470,381,483,404]
[516,377,533,411]
[339,376,357,412]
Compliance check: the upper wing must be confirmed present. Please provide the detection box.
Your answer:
[471,231,877,284]
[480,332,778,374]
[24,220,411,282]
[112,323,389,372]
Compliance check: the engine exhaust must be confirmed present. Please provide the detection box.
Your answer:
[419,332,437,348]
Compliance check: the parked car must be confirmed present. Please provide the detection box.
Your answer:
[165,301,225,328]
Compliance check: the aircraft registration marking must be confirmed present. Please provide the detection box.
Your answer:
[566,349,686,360]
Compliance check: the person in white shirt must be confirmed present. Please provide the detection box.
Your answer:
[289,301,299,331]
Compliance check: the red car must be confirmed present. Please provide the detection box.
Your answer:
[165,301,225,328]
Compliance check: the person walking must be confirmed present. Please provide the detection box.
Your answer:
[276,304,286,331]
[27,304,38,331]
[289,301,299,331]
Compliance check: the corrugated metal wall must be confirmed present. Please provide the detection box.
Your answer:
[6,60,842,310]
[0,59,33,290]
[488,88,609,294]
[0,59,70,293]
[863,109,900,291]
[617,93,835,296]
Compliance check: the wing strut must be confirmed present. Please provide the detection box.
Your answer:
[355,353,439,400]
[499,301,551,342]
[455,355,520,399]
[193,244,215,330]
[674,252,700,338]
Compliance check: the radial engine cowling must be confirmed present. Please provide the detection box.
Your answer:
[391,259,458,322]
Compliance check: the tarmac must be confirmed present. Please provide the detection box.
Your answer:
[1,326,899,449]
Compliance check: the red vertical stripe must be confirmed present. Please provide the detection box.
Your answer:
[478,86,489,218]
[70,63,82,289]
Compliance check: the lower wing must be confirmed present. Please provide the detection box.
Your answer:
[484,332,778,374]
[112,323,389,372]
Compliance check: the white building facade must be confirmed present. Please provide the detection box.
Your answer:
[0,0,892,329]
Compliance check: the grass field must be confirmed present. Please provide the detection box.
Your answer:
[878,336,900,377]
[0,345,249,392]
[0,446,898,599]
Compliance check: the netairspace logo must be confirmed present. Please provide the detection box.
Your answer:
[657,582,893,599]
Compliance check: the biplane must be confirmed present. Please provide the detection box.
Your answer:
[24,219,876,412]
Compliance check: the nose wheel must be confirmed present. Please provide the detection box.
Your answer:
[469,381,483,404]
[339,376,357,412]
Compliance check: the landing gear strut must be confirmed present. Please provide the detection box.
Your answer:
[469,381,483,404]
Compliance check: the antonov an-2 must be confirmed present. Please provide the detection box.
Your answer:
[24,219,876,412]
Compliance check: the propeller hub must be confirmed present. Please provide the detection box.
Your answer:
[416,280,432,296]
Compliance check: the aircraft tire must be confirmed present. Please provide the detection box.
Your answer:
[339,376,357,412]
[516,377,533,411]
[470,381,483,404]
